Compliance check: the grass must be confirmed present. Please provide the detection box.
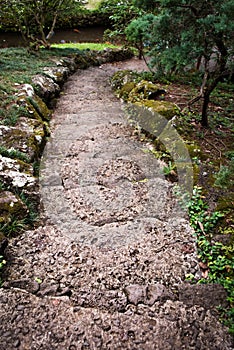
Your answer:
[51,42,119,50]
[0,43,118,86]
[0,43,119,126]
[0,146,30,163]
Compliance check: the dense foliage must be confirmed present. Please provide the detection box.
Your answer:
[98,0,142,43]
[0,0,84,49]
[126,0,234,126]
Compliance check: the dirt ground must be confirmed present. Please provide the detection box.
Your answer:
[0,58,233,350]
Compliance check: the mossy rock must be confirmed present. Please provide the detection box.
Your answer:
[43,66,70,84]
[0,191,28,224]
[0,124,46,162]
[16,84,52,122]
[128,80,166,102]
[119,82,136,100]
[74,54,90,69]
[32,75,60,103]
[0,155,36,192]
[99,48,134,64]
[111,70,141,91]
[217,193,234,212]
[134,100,180,120]
[27,95,52,122]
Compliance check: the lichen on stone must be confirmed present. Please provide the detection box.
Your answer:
[134,100,180,120]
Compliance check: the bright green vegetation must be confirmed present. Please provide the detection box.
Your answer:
[184,187,234,334]
[51,42,119,50]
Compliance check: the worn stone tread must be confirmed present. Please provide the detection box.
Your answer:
[1,59,233,350]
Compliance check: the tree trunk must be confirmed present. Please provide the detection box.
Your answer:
[201,92,210,127]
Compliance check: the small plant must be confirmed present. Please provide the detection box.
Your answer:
[163,161,176,176]
[214,158,234,189]
[0,217,27,237]
[18,191,39,226]
[0,256,6,270]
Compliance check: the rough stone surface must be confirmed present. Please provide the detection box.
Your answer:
[0,124,44,161]
[33,74,61,102]
[178,283,229,310]
[1,58,233,349]
[0,156,36,190]
[0,191,28,223]
[0,48,133,232]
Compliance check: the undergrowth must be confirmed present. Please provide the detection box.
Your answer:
[181,186,234,334]
[0,146,30,163]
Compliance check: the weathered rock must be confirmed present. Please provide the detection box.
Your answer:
[0,191,28,223]
[0,156,36,191]
[72,288,128,312]
[146,284,175,305]
[57,57,77,72]
[124,284,147,305]
[135,100,180,120]
[43,66,70,84]
[3,278,40,294]
[73,54,91,68]
[16,83,52,122]
[99,48,134,64]
[124,283,175,306]
[32,74,60,102]
[128,80,166,102]
[0,124,46,162]
[111,69,140,88]
[178,283,229,309]
[37,282,59,296]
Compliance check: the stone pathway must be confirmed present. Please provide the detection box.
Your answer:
[0,59,233,349]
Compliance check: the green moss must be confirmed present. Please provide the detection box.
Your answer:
[27,95,52,121]
[128,80,165,102]
[186,142,206,160]
[217,193,234,212]
[111,70,141,91]
[119,82,136,100]
[134,100,180,120]
[74,55,90,69]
